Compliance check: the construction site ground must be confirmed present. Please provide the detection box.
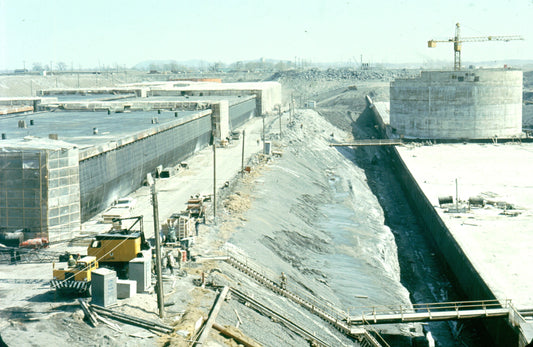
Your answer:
[0,101,420,346]
[2,69,533,347]
[0,107,390,346]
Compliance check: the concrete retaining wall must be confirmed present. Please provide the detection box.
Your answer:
[78,112,212,221]
[369,101,523,346]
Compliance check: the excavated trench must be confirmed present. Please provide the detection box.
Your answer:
[340,106,491,346]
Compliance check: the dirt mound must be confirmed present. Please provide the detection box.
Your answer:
[223,192,251,214]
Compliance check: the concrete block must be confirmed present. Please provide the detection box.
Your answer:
[117,279,137,299]
[92,268,117,307]
[263,141,271,155]
[129,257,151,293]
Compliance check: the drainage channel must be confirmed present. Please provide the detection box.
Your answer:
[346,106,487,346]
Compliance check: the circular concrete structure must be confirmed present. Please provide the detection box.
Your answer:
[390,69,523,139]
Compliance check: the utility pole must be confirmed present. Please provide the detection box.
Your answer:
[241,129,246,175]
[278,106,282,139]
[149,177,165,318]
[455,178,459,211]
[212,130,217,222]
[290,93,294,123]
[262,114,265,142]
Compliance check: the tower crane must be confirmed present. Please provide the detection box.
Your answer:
[428,23,523,70]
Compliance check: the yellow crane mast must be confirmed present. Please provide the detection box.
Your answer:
[428,23,523,70]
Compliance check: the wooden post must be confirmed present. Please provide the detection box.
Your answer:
[151,182,165,318]
[194,286,229,346]
[262,114,265,142]
[212,130,217,222]
[278,106,282,139]
[241,130,246,175]
[213,323,260,347]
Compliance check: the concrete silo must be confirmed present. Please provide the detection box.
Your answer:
[390,69,523,139]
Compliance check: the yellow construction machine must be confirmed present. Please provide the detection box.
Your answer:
[87,216,151,278]
[51,216,151,295]
[50,256,99,295]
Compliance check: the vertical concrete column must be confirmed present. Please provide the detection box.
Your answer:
[211,101,230,140]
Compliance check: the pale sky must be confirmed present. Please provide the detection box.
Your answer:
[1,0,531,70]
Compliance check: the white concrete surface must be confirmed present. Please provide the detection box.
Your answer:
[397,143,533,309]
[124,81,282,114]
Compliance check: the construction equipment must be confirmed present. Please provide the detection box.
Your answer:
[428,23,523,70]
[186,195,208,222]
[50,216,149,296]
[87,216,151,278]
[101,197,137,223]
[162,212,195,244]
[51,256,99,295]
[0,231,24,248]
[19,237,49,249]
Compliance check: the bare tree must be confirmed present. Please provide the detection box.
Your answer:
[32,62,44,72]
[56,62,67,71]
[209,62,225,72]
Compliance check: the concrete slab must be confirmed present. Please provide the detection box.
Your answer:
[396,143,533,309]
[117,279,137,299]
[0,109,202,148]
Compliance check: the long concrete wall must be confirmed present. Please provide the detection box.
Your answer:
[1,94,259,240]
[228,97,257,129]
[368,100,524,346]
[78,111,212,221]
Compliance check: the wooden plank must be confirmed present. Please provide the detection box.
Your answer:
[234,308,242,329]
[93,309,171,333]
[89,304,173,332]
[77,299,98,327]
[194,286,229,346]
[212,322,261,347]
[96,314,122,332]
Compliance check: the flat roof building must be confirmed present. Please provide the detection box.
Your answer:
[1,81,270,241]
